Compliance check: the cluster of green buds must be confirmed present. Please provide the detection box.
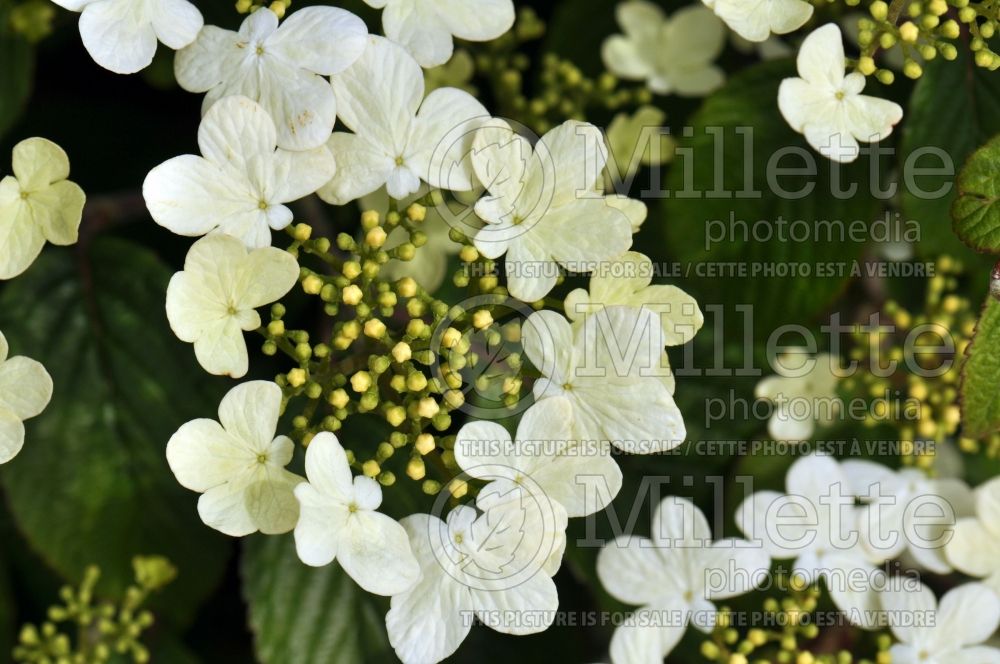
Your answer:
[854,0,1000,81]
[699,575,890,664]
[13,556,176,664]
[235,0,290,18]
[8,0,55,43]
[471,8,650,133]
[265,200,531,501]
[840,256,983,468]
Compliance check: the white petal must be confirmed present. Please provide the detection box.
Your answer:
[0,409,25,464]
[244,468,302,534]
[601,35,653,81]
[235,246,300,309]
[142,155,255,240]
[387,514,474,664]
[521,310,574,386]
[796,23,846,87]
[331,36,422,150]
[302,432,354,500]
[382,0,455,68]
[0,356,53,420]
[0,198,46,279]
[609,602,687,664]
[437,0,514,41]
[256,59,339,152]
[294,483,349,566]
[317,133,394,205]
[534,121,608,207]
[150,0,203,50]
[931,583,1000,650]
[198,478,257,536]
[166,418,253,492]
[879,577,936,644]
[408,88,488,192]
[267,6,367,75]
[597,535,680,605]
[338,511,420,595]
[504,234,558,302]
[454,420,517,480]
[218,381,282,450]
[541,197,634,266]
[78,0,157,74]
[472,571,558,635]
[174,25,245,93]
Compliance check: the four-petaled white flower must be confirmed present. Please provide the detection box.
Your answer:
[470,119,634,302]
[455,395,619,517]
[0,137,85,279]
[363,0,515,68]
[879,580,1000,664]
[946,476,1000,595]
[703,0,813,43]
[143,95,336,249]
[523,306,685,472]
[165,234,299,379]
[778,24,904,163]
[845,459,974,573]
[735,454,885,627]
[754,349,841,441]
[51,0,203,74]
[0,330,53,464]
[386,501,565,664]
[597,496,770,664]
[319,36,488,205]
[602,2,726,96]
[166,381,304,536]
[293,432,420,595]
[175,7,368,151]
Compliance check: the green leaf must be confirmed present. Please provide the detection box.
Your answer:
[903,48,1000,256]
[0,238,230,623]
[661,59,879,330]
[961,295,1000,438]
[241,533,392,664]
[0,4,34,139]
[952,132,1000,253]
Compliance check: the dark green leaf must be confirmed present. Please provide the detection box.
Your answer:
[952,132,1000,253]
[241,533,392,664]
[0,238,230,623]
[661,59,880,330]
[960,295,1000,438]
[903,48,1000,257]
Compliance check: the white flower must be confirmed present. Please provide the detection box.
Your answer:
[166,381,304,536]
[522,306,685,464]
[386,502,565,664]
[754,350,841,441]
[597,496,770,663]
[947,476,1000,594]
[735,454,884,627]
[143,95,335,249]
[318,36,488,205]
[51,0,203,74]
[293,432,419,595]
[844,459,973,573]
[778,24,904,163]
[470,119,634,302]
[454,396,620,517]
[0,330,53,464]
[703,0,812,43]
[165,234,299,378]
[175,7,368,151]
[363,0,515,68]
[0,137,85,279]
[880,581,1000,664]
[602,2,725,96]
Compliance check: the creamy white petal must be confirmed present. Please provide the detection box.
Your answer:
[337,511,420,595]
[0,409,25,464]
[437,0,514,41]
[166,418,254,492]
[266,6,367,75]
[0,357,53,421]
[317,133,395,205]
[150,0,203,50]
[408,87,488,192]
[78,0,158,74]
